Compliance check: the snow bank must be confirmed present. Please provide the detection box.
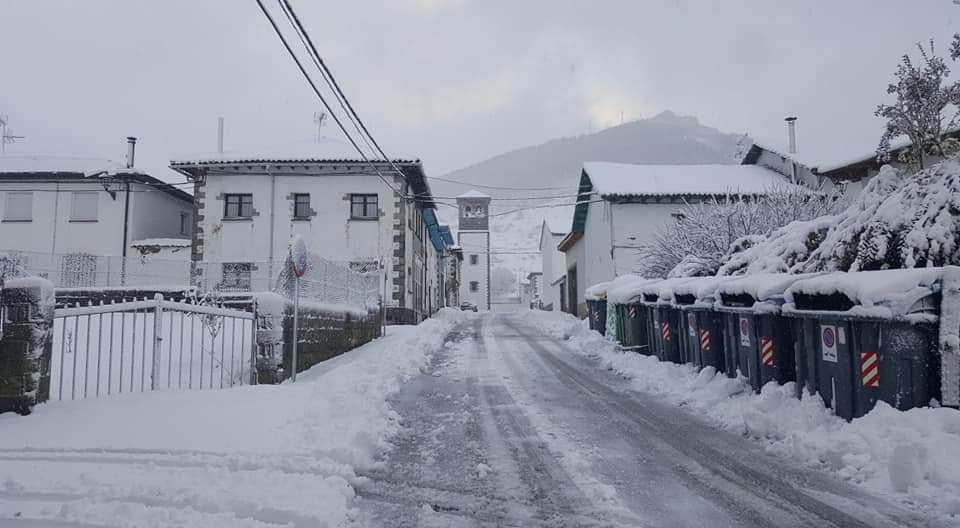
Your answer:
[523,310,960,523]
[0,309,468,527]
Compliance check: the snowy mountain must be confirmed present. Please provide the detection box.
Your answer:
[433,111,747,294]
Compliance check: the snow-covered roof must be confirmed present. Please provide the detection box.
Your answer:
[130,238,192,248]
[170,138,416,166]
[582,162,796,198]
[784,268,943,320]
[456,189,491,199]
[0,155,124,174]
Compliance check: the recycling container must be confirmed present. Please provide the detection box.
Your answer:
[586,299,607,335]
[785,269,942,420]
[715,274,815,394]
[618,303,651,354]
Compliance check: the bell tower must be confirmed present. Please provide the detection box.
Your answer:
[456,190,491,310]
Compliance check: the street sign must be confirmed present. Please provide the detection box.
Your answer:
[290,236,308,278]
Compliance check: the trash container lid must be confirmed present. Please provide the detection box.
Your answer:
[716,273,821,313]
[784,268,942,321]
[671,275,739,309]
[636,277,701,306]
[606,276,659,305]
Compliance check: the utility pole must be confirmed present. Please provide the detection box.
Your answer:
[313,112,326,142]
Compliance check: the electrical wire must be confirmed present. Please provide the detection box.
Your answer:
[253,0,403,196]
[427,175,571,191]
[277,0,410,184]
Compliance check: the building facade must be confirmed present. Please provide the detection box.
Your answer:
[169,156,439,324]
[559,162,796,317]
[456,190,491,310]
[538,219,567,311]
[0,155,193,286]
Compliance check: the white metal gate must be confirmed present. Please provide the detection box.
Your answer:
[52,294,256,401]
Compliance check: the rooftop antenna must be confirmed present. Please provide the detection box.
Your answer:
[0,115,25,154]
[313,111,327,142]
[217,117,224,154]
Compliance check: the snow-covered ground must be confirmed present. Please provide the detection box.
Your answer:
[0,310,466,527]
[523,310,960,524]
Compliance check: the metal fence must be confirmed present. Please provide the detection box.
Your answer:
[51,294,256,401]
[2,249,382,313]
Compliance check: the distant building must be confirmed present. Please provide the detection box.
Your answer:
[0,150,193,287]
[741,128,960,196]
[559,162,795,317]
[538,219,567,311]
[169,151,441,324]
[526,271,542,306]
[456,190,491,310]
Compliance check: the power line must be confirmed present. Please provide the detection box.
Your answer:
[277,0,408,183]
[253,0,403,196]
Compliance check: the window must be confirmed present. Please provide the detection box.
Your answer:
[469,254,479,265]
[224,194,253,219]
[4,192,32,222]
[221,262,252,291]
[469,281,479,292]
[180,212,191,235]
[70,192,98,221]
[293,193,311,219]
[350,194,378,219]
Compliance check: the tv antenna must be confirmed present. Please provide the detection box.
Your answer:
[313,111,327,142]
[0,115,25,154]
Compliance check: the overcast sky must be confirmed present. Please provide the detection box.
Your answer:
[2,0,959,182]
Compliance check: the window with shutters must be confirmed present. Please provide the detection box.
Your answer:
[3,192,32,222]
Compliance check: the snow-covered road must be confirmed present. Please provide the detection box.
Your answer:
[355,314,927,527]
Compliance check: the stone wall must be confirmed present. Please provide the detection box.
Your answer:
[0,278,54,415]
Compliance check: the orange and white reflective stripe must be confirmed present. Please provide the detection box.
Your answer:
[699,328,711,352]
[761,336,774,366]
[662,321,671,342]
[861,351,880,388]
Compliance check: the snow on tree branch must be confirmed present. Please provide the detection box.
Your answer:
[636,185,844,279]
[876,39,960,170]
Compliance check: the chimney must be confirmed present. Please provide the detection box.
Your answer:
[125,136,137,168]
[785,117,798,154]
[217,117,224,154]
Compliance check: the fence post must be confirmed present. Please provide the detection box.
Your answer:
[250,300,258,385]
[151,293,164,390]
[0,278,54,414]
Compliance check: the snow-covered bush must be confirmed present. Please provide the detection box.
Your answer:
[638,185,844,278]
[725,157,960,273]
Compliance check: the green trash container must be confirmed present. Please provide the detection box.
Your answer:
[673,277,732,371]
[785,269,942,420]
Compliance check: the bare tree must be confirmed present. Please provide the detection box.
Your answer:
[636,186,844,278]
[876,40,960,169]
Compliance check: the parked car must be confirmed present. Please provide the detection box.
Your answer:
[460,301,478,312]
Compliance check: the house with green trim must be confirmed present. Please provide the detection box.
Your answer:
[557,162,796,317]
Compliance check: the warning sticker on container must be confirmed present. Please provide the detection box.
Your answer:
[688,313,696,337]
[821,325,838,363]
[838,327,846,345]
[739,316,750,347]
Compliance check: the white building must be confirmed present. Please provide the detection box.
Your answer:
[456,190,491,310]
[559,162,793,317]
[169,152,441,324]
[538,219,567,311]
[0,150,193,287]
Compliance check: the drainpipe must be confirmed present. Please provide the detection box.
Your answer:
[268,171,276,284]
[121,137,136,286]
